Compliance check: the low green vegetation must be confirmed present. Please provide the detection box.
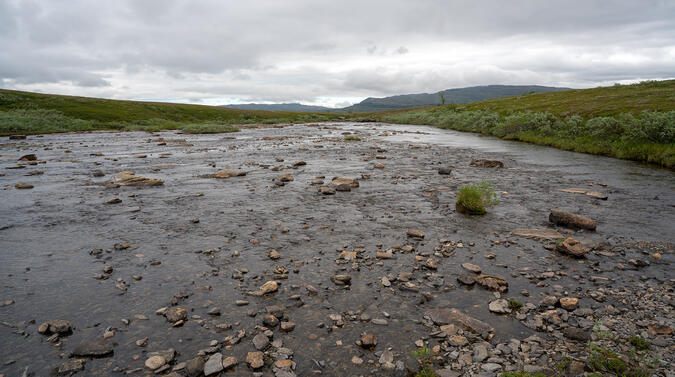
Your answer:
[344,135,361,141]
[456,181,498,215]
[412,347,437,377]
[0,89,340,135]
[507,298,523,310]
[500,372,547,377]
[628,335,651,351]
[379,80,675,168]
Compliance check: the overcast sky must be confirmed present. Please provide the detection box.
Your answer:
[1,0,674,107]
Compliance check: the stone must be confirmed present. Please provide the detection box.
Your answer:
[448,335,468,346]
[165,307,188,323]
[435,369,461,377]
[38,319,72,335]
[470,159,504,168]
[334,183,352,191]
[246,351,264,369]
[204,353,223,375]
[276,173,294,182]
[375,162,386,169]
[475,275,508,292]
[71,340,114,357]
[19,154,37,161]
[185,357,205,377]
[489,299,511,314]
[510,228,563,240]
[57,359,85,375]
[292,161,306,167]
[331,177,359,188]
[268,249,281,259]
[563,327,591,341]
[280,321,295,332]
[15,183,33,189]
[481,363,502,372]
[114,171,164,186]
[253,333,269,350]
[461,263,481,273]
[319,186,335,195]
[255,280,279,295]
[438,167,452,175]
[330,274,351,285]
[406,229,425,239]
[214,170,246,178]
[9,135,27,140]
[222,356,238,370]
[145,355,166,370]
[263,314,279,327]
[473,344,488,362]
[457,275,476,286]
[540,296,558,307]
[559,297,579,310]
[559,187,608,200]
[360,333,377,349]
[549,210,597,230]
[426,308,494,333]
[556,237,590,257]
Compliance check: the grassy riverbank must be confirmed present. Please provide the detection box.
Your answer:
[0,89,340,135]
[378,80,675,168]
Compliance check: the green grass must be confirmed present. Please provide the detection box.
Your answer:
[508,298,524,310]
[628,335,651,351]
[378,80,675,168]
[500,372,547,377]
[0,89,341,135]
[344,135,361,141]
[456,181,498,215]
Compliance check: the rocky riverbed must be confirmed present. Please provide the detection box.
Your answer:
[0,123,673,377]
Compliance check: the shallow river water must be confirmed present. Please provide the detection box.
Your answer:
[0,123,673,376]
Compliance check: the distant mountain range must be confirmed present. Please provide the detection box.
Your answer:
[222,85,570,113]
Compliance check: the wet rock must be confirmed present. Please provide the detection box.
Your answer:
[331,274,351,285]
[435,369,461,377]
[510,228,563,240]
[222,356,237,370]
[555,237,590,257]
[473,344,488,362]
[319,186,335,195]
[38,319,72,335]
[360,333,377,349]
[135,337,148,347]
[559,297,579,310]
[406,229,425,239]
[114,171,164,186]
[19,154,37,161]
[379,349,394,368]
[426,308,494,333]
[276,173,294,182]
[438,167,452,175]
[204,353,223,375]
[249,280,279,296]
[481,363,502,372]
[470,159,504,168]
[311,178,324,185]
[476,275,508,292]
[381,277,391,287]
[375,162,386,169]
[539,296,558,307]
[246,351,264,369]
[292,161,306,168]
[563,327,591,341]
[457,275,476,286]
[145,355,166,370]
[448,335,468,346]
[253,333,269,350]
[134,154,147,158]
[15,183,34,189]
[549,210,597,230]
[57,359,85,375]
[263,314,279,327]
[71,340,114,357]
[268,249,281,259]
[9,135,27,140]
[461,263,481,274]
[280,321,295,332]
[488,299,511,314]
[165,307,188,323]
[185,357,205,377]
[334,183,352,191]
[214,170,247,178]
[106,197,122,204]
[559,187,608,200]
[207,307,221,316]
[331,177,359,188]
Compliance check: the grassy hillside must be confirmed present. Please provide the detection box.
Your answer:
[378,80,675,168]
[0,89,340,135]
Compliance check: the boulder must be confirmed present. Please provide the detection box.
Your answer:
[549,210,597,230]
[425,308,494,333]
[114,171,164,186]
[556,237,590,257]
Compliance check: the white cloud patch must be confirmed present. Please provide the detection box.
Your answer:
[1,0,674,107]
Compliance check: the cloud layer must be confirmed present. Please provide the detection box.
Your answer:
[1,0,674,106]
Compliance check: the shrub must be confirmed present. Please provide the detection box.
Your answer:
[456,181,498,215]
[629,335,651,351]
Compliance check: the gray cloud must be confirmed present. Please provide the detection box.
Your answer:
[0,0,674,106]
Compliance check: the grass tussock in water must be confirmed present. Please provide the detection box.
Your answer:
[455,181,498,215]
[379,83,675,168]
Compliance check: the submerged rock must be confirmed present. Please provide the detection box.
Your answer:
[555,237,590,257]
[470,159,504,168]
[549,210,597,230]
[476,275,509,292]
[114,171,164,186]
[559,187,608,200]
[38,319,72,335]
[71,340,114,357]
[510,228,563,240]
[426,308,494,333]
[331,177,359,188]
[214,170,247,178]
